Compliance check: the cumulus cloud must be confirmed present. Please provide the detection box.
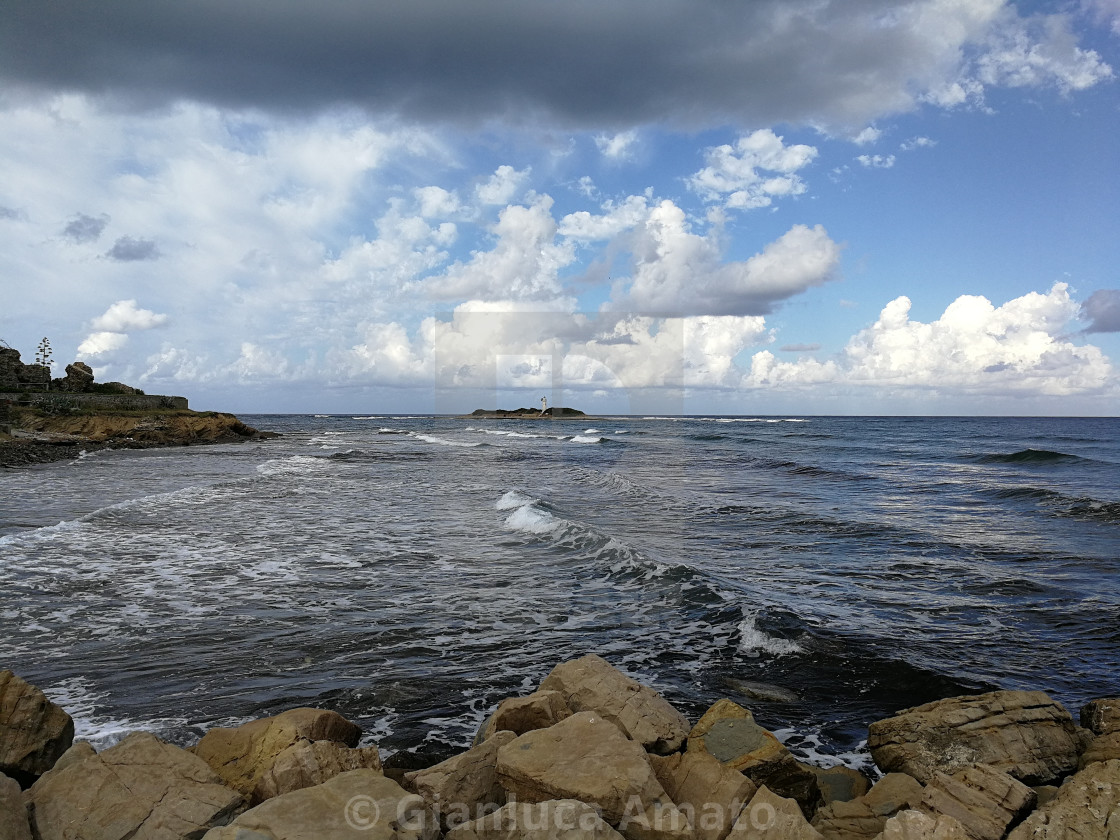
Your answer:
[62,212,110,243]
[558,194,649,242]
[91,299,169,332]
[414,186,461,218]
[900,136,936,151]
[476,165,530,205]
[689,130,818,209]
[105,235,160,261]
[77,331,129,356]
[851,127,882,145]
[1081,289,1120,332]
[976,10,1114,92]
[1082,0,1120,35]
[857,154,896,169]
[595,130,639,161]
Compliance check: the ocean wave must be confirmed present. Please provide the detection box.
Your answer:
[411,433,483,448]
[569,435,604,444]
[738,609,804,657]
[256,455,332,476]
[975,448,1088,464]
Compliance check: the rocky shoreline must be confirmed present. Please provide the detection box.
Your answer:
[2,656,1117,839]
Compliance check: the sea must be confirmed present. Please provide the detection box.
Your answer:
[1,414,1117,772]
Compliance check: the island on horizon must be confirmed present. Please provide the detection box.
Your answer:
[465,406,587,419]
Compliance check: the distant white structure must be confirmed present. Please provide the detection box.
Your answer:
[541,396,547,414]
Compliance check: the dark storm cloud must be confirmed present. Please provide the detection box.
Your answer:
[0,0,970,129]
[62,212,111,243]
[1081,289,1120,333]
[105,236,161,262]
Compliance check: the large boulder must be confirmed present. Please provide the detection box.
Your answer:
[1081,697,1120,735]
[59,362,94,392]
[726,785,823,840]
[915,764,1034,840]
[0,773,31,840]
[405,730,517,830]
[812,773,924,840]
[476,690,573,744]
[875,810,969,840]
[26,731,244,840]
[540,655,690,754]
[1079,730,1120,768]
[689,699,820,817]
[252,739,384,804]
[202,769,438,840]
[0,671,74,785]
[447,800,627,840]
[867,691,1081,785]
[805,765,870,807]
[1006,758,1120,839]
[651,749,756,840]
[191,707,361,797]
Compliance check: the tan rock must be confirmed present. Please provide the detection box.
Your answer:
[540,655,690,754]
[651,749,756,840]
[727,785,823,839]
[191,707,361,796]
[1007,758,1120,839]
[202,769,438,840]
[447,799,626,840]
[1079,731,1120,769]
[252,738,383,804]
[812,773,924,840]
[496,711,672,826]
[26,731,244,840]
[0,671,74,783]
[805,765,870,807]
[405,731,517,830]
[1080,697,1120,736]
[916,764,1035,840]
[0,773,31,840]
[875,810,969,840]
[477,690,573,743]
[688,700,820,817]
[867,691,1081,784]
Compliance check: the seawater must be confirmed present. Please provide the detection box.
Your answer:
[1,415,1118,770]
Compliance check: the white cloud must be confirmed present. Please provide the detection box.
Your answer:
[900,136,936,151]
[1082,0,1120,36]
[90,299,168,332]
[976,11,1114,92]
[475,165,531,205]
[558,194,649,242]
[414,186,461,218]
[594,130,640,161]
[77,331,129,357]
[852,127,882,145]
[688,130,818,209]
[857,154,896,169]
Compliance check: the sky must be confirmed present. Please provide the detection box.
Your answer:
[1,0,1119,415]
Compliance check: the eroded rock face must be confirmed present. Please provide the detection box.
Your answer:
[867,691,1081,785]
[812,773,924,840]
[726,785,823,840]
[251,739,383,804]
[876,810,969,840]
[915,764,1035,840]
[651,749,756,840]
[540,655,690,754]
[446,799,626,840]
[406,731,517,830]
[191,707,361,797]
[27,731,245,840]
[1081,697,1120,736]
[0,773,31,840]
[1006,758,1120,839]
[203,769,438,840]
[1080,731,1120,769]
[0,671,74,785]
[59,362,94,392]
[477,690,573,744]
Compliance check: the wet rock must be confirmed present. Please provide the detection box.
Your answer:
[476,690,573,744]
[202,769,438,840]
[540,655,690,755]
[805,765,870,807]
[191,707,361,797]
[650,749,756,840]
[446,799,626,840]
[915,764,1035,840]
[1081,697,1120,736]
[0,773,31,840]
[1006,758,1120,839]
[727,785,823,839]
[875,810,969,840]
[867,691,1081,785]
[0,671,74,785]
[251,739,383,804]
[812,773,924,840]
[26,731,244,840]
[406,731,516,830]
[689,699,820,817]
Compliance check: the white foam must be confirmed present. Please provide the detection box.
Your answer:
[738,610,803,657]
[504,504,562,534]
[412,433,481,448]
[496,490,537,510]
[256,455,330,476]
[570,435,604,444]
[41,676,188,750]
[584,428,600,434]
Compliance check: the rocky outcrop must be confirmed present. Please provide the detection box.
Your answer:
[0,671,74,785]
[876,810,969,840]
[191,707,361,797]
[202,769,438,840]
[447,799,626,840]
[915,764,1035,840]
[0,349,49,391]
[57,362,94,392]
[251,738,383,804]
[26,731,245,840]
[689,699,821,816]
[726,785,823,840]
[540,655,690,754]
[1081,697,1120,735]
[406,730,517,830]
[0,773,31,840]
[477,690,573,743]
[867,691,1081,785]
[812,773,925,840]
[650,749,756,840]
[1006,758,1120,839]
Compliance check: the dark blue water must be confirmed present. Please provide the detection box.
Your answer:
[1,415,1117,771]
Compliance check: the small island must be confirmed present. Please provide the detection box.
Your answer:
[466,406,587,419]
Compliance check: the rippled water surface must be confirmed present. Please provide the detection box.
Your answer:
[1,415,1117,769]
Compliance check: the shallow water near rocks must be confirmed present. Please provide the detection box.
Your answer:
[1,415,1117,771]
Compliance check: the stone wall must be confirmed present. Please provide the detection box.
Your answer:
[0,392,189,411]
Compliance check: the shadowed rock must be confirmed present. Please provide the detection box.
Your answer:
[0,671,74,785]
[251,738,383,804]
[1006,758,1120,839]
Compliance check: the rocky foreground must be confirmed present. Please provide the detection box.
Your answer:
[1,657,1118,840]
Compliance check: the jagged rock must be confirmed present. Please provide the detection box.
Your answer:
[1006,758,1120,839]
[495,711,677,830]
[867,691,1081,784]
[915,764,1034,840]
[26,731,244,840]
[688,699,820,817]
[726,785,823,839]
[539,655,690,754]
[202,769,438,840]
[875,810,969,840]
[805,765,870,806]
[476,690,573,744]
[447,799,626,840]
[0,671,74,784]
[1081,697,1120,736]
[812,773,925,840]
[191,707,361,797]
[251,738,383,804]
[406,731,517,830]
[59,362,94,392]
[0,773,31,840]
[650,749,756,840]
